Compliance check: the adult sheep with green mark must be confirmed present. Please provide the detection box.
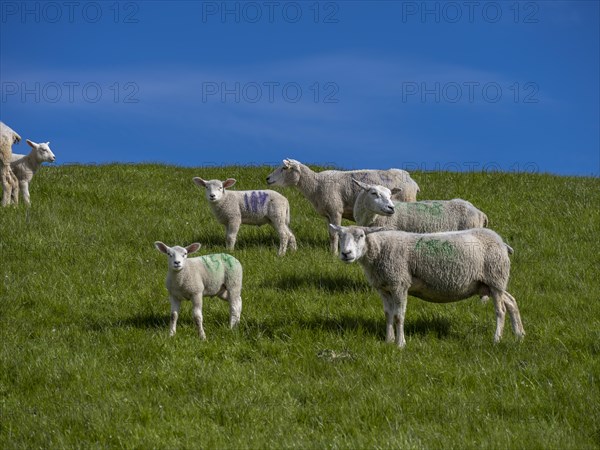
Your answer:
[329,225,525,348]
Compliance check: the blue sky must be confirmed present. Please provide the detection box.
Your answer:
[1,1,598,175]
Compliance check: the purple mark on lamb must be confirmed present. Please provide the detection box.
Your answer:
[244,191,269,213]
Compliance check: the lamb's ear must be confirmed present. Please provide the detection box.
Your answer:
[283,159,291,168]
[352,178,370,190]
[329,224,343,234]
[391,187,403,195]
[364,227,385,235]
[154,241,169,254]
[193,177,207,188]
[26,139,38,149]
[223,178,236,189]
[186,243,201,254]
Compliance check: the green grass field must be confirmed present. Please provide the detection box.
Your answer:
[1,164,599,449]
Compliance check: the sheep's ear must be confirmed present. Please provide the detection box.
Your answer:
[186,243,201,254]
[26,139,38,149]
[283,159,291,167]
[329,224,343,234]
[391,187,403,195]
[193,177,207,187]
[154,241,169,254]
[223,178,236,189]
[364,227,385,235]
[45,142,50,146]
[352,178,370,190]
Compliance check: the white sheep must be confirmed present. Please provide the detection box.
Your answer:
[329,224,525,347]
[0,121,21,207]
[266,158,419,253]
[10,140,56,206]
[193,177,297,256]
[154,241,243,340]
[352,179,488,232]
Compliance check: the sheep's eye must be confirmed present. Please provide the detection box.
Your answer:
[371,192,378,197]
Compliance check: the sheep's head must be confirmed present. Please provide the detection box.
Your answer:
[353,179,395,216]
[154,241,201,272]
[329,224,384,263]
[26,140,56,164]
[266,158,301,186]
[193,177,236,202]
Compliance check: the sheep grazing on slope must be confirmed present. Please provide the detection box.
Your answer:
[352,179,488,232]
[329,224,525,348]
[266,158,420,253]
[0,121,21,207]
[154,241,243,340]
[11,140,56,206]
[193,177,297,256]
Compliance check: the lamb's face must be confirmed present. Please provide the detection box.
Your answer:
[154,242,201,272]
[27,140,56,163]
[266,160,300,186]
[204,180,225,202]
[365,185,395,216]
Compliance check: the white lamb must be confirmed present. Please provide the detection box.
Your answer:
[330,224,525,347]
[193,177,297,256]
[154,241,243,340]
[266,158,419,253]
[0,121,21,207]
[352,179,488,232]
[10,140,56,206]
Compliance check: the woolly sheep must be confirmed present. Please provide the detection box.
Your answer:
[11,140,56,206]
[154,241,243,340]
[266,158,420,253]
[0,121,21,207]
[193,177,297,256]
[352,179,488,232]
[329,224,525,347]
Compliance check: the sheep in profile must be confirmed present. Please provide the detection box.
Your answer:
[193,177,297,256]
[352,179,488,232]
[11,140,56,206]
[266,158,420,253]
[0,121,21,206]
[330,225,525,347]
[154,241,243,340]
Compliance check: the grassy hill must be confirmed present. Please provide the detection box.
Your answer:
[1,164,599,449]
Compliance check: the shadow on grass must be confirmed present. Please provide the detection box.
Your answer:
[191,230,329,250]
[261,272,370,293]
[117,313,168,329]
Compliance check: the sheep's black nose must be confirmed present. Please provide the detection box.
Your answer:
[341,251,350,257]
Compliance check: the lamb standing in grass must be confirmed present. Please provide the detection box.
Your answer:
[154,241,243,340]
[0,121,21,207]
[352,179,488,232]
[193,177,297,256]
[266,159,419,253]
[11,140,56,206]
[330,224,525,347]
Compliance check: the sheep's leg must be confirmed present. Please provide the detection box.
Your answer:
[191,294,206,340]
[1,167,10,207]
[391,287,409,348]
[225,221,240,251]
[490,287,507,343]
[9,169,18,206]
[229,295,242,329]
[378,289,395,344]
[273,219,290,256]
[169,296,181,337]
[287,227,297,251]
[327,212,343,254]
[20,180,30,206]
[503,291,525,339]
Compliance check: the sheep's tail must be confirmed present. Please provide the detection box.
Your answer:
[505,243,514,255]
[286,202,291,226]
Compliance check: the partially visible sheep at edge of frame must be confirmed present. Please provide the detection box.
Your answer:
[154,241,243,340]
[352,179,488,232]
[329,224,525,348]
[266,158,420,254]
[193,177,297,256]
[10,139,56,206]
[0,121,21,207]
